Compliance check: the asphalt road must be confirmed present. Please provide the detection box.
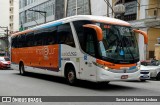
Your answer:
[0,69,160,105]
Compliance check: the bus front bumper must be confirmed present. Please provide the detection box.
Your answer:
[96,68,140,82]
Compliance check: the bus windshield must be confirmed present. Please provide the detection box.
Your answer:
[98,23,139,64]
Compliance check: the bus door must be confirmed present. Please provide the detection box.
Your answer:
[79,26,99,81]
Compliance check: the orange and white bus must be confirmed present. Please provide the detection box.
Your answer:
[11,15,148,85]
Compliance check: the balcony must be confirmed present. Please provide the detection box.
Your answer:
[145,7,160,19]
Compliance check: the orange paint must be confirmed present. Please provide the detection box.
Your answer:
[133,29,148,44]
[83,24,103,41]
[11,30,33,37]
[11,45,59,71]
[96,59,136,70]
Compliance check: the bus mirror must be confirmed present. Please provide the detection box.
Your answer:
[133,29,148,44]
[83,24,103,41]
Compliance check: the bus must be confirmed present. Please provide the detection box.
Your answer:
[11,15,148,85]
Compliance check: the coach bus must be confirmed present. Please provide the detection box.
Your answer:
[11,15,148,85]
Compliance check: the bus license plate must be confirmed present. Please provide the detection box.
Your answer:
[121,75,128,79]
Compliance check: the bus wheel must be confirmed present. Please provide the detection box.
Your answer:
[66,67,77,85]
[20,63,26,75]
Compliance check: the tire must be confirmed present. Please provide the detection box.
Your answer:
[156,72,160,80]
[140,79,146,82]
[19,63,26,75]
[66,66,77,85]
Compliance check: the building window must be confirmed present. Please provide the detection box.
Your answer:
[67,0,90,17]
[115,0,137,21]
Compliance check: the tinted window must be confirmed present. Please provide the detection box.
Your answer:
[83,28,98,57]
[34,27,58,46]
[57,23,75,47]
[11,36,18,48]
[25,32,34,47]
[73,20,92,50]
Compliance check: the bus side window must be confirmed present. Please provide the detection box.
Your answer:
[17,34,26,48]
[11,36,17,48]
[44,27,57,45]
[26,32,34,47]
[83,28,98,57]
[57,23,75,47]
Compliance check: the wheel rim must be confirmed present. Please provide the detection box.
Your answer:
[68,71,75,83]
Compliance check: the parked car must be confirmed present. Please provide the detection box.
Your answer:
[0,57,11,69]
[139,67,150,82]
[141,60,160,80]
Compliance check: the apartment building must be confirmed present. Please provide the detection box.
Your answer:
[9,0,19,34]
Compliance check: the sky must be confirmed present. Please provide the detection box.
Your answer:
[0,0,9,34]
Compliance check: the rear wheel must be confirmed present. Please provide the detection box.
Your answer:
[66,66,77,85]
[19,63,26,75]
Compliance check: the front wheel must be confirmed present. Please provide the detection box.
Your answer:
[66,67,77,85]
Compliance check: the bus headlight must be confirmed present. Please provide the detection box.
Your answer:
[93,62,110,70]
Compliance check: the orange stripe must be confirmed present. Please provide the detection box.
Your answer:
[96,59,136,70]
[11,30,33,37]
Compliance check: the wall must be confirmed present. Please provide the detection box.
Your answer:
[13,0,19,32]
[0,1,9,27]
[91,0,112,17]
[147,28,160,59]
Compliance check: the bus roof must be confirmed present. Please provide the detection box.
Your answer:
[12,15,131,36]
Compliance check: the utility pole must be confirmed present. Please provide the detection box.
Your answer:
[28,9,47,23]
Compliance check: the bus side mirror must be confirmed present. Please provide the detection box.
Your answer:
[133,29,148,44]
[83,24,103,41]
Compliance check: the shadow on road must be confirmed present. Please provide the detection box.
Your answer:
[14,72,136,91]
[0,68,13,70]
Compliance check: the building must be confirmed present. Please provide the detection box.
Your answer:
[19,0,92,29]
[9,0,19,34]
[91,0,113,17]
[66,0,91,16]
[19,0,65,30]
[0,0,8,52]
[128,0,160,60]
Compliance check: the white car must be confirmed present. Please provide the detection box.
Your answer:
[139,65,150,81]
[140,65,160,80]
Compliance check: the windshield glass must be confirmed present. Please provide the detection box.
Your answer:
[98,23,139,64]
